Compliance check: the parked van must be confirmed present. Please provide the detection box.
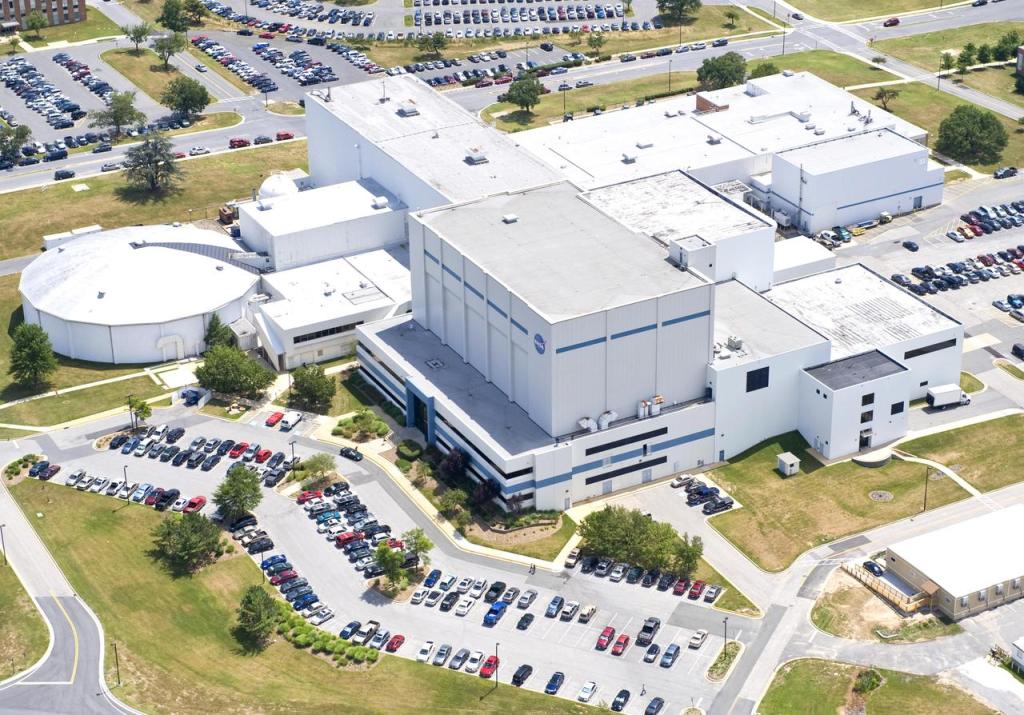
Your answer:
[280,411,303,431]
[134,438,154,457]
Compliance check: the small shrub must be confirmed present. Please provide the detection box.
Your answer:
[366,649,379,663]
[397,439,423,461]
[294,633,314,648]
[332,640,348,655]
[350,646,366,663]
[396,458,412,473]
[374,422,390,437]
[853,669,882,694]
[225,543,235,554]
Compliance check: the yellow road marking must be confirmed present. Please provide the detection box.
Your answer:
[50,592,78,684]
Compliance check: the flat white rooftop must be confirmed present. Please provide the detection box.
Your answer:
[766,265,959,358]
[261,246,410,331]
[888,504,1024,598]
[712,280,827,367]
[419,181,706,322]
[515,72,927,188]
[241,179,402,237]
[773,235,836,274]
[308,75,561,203]
[776,128,926,174]
[582,171,770,245]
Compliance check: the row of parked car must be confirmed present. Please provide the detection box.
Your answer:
[1,56,83,131]
[51,52,113,112]
[260,552,336,623]
[191,36,280,94]
[63,466,207,513]
[252,43,338,85]
[893,245,1024,306]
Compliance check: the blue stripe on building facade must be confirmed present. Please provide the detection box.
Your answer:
[465,282,484,300]
[572,459,604,475]
[837,182,943,210]
[359,354,405,398]
[487,300,508,318]
[535,472,572,490]
[611,447,644,463]
[423,250,440,264]
[650,428,716,452]
[661,310,711,327]
[510,318,528,335]
[556,336,607,354]
[610,323,657,341]
[442,265,462,282]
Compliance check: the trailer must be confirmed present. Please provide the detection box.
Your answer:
[926,384,971,409]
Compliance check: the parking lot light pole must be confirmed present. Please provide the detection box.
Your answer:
[723,615,729,646]
[289,439,296,462]
[126,394,135,431]
[123,464,128,484]
[495,642,499,688]
[923,467,931,512]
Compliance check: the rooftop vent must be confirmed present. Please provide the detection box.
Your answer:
[706,135,721,145]
[372,196,390,209]
[216,265,224,271]
[726,335,743,350]
[622,153,637,164]
[502,213,518,224]
[426,358,444,369]
[397,104,419,117]
[804,123,815,130]
[465,151,488,165]
[814,128,825,135]
[636,139,653,149]
[797,111,812,123]
[782,69,794,77]
[97,291,105,299]
[664,109,677,117]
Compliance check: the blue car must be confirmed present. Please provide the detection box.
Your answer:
[261,554,288,570]
[121,437,140,455]
[292,593,319,611]
[28,460,50,477]
[132,483,153,502]
[544,671,565,695]
[483,601,507,626]
[339,621,361,639]
[425,569,441,588]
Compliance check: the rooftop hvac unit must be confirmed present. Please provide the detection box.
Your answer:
[426,358,445,369]
[706,135,722,145]
[797,111,812,123]
[578,417,598,433]
[726,335,743,350]
[814,128,825,135]
[466,151,488,165]
[622,153,637,164]
[782,69,794,77]
[397,104,419,117]
[636,139,653,149]
[637,400,649,419]
[664,109,677,117]
[502,213,518,224]
[372,196,389,209]
[598,411,618,430]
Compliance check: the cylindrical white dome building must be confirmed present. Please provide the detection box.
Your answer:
[19,224,260,364]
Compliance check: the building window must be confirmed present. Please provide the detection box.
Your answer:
[891,401,904,415]
[1014,578,1021,590]
[746,366,769,392]
[920,380,928,387]
[862,393,874,406]
[978,590,987,602]
[293,321,363,345]
[860,410,873,424]
[960,595,969,607]
[997,583,1004,596]
[904,338,957,360]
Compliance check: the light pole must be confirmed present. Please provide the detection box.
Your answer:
[782,17,789,55]
[723,615,729,646]
[562,86,567,114]
[126,393,135,431]
[112,642,121,686]
[494,642,499,688]
[0,523,6,566]
[289,439,296,462]
[122,464,128,486]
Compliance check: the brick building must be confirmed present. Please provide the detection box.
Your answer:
[2,0,86,30]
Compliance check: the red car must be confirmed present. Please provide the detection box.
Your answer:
[476,78,494,88]
[385,634,405,652]
[265,411,284,427]
[258,31,274,39]
[611,634,630,656]
[882,16,899,26]
[297,490,322,504]
[688,580,706,599]
[42,464,61,480]
[275,131,294,141]
[173,151,186,159]
[270,570,297,586]
[229,442,248,458]
[229,137,251,149]
[182,495,206,513]
[596,626,616,650]
[335,531,364,546]
[255,449,272,464]
[387,538,405,550]
[480,655,499,678]
[145,487,165,506]
[673,578,691,596]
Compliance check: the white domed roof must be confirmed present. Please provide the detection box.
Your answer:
[258,173,298,199]
[20,224,259,327]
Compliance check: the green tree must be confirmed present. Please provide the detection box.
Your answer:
[750,61,779,79]
[214,463,263,523]
[976,44,992,64]
[127,394,152,427]
[724,8,739,27]
[160,75,211,117]
[401,527,433,567]
[303,452,335,479]
[9,323,57,388]
[655,0,701,24]
[438,488,467,517]
[157,0,189,33]
[873,87,900,111]
[586,32,605,54]
[936,104,1009,165]
[203,313,234,350]
[959,42,977,66]
[122,134,181,192]
[195,345,275,396]
[939,52,955,72]
[374,542,405,584]
[576,505,638,563]
[673,532,703,577]
[633,520,679,571]
[182,0,207,23]
[0,122,31,164]
[151,512,222,573]
[121,22,153,53]
[23,10,47,38]
[696,51,746,90]
[955,53,971,77]
[153,32,187,70]
[89,90,145,137]
[994,30,1021,62]
[505,77,543,113]
[416,31,448,58]
[288,364,336,412]
[235,585,277,650]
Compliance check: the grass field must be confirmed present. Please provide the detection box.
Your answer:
[0,562,48,681]
[786,0,954,22]
[0,140,307,262]
[199,397,246,421]
[707,432,968,572]
[694,559,760,617]
[0,427,38,440]
[960,65,1024,110]
[101,49,196,102]
[9,480,591,714]
[23,10,122,47]
[873,22,1024,70]
[280,369,375,417]
[748,50,899,87]
[996,359,1024,380]
[267,101,305,115]
[960,371,984,393]
[900,414,1024,492]
[186,45,255,96]
[760,659,995,715]
[853,83,1024,173]
[0,375,164,427]
[945,169,971,183]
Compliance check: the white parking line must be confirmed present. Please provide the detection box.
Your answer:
[539,616,560,640]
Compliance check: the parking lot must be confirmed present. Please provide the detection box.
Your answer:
[32,405,755,713]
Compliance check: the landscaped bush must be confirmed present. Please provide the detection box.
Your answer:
[854,669,882,694]
[293,632,315,648]
[334,408,390,442]
[397,439,423,461]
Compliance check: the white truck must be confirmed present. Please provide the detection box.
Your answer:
[280,411,303,431]
[926,384,971,409]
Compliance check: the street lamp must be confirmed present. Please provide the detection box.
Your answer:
[494,642,499,688]
[923,467,931,512]
[723,615,729,646]
[122,464,128,485]
[782,16,789,55]
[289,439,296,462]
[0,523,6,566]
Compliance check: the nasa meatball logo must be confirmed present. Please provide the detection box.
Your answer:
[534,333,546,355]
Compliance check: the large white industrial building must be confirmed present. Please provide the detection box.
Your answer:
[20,70,961,510]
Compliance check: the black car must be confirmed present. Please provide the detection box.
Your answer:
[54,169,74,180]
[267,451,286,469]
[363,524,391,538]
[254,135,272,145]
[228,514,257,532]
[645,697,665,715]
[863,560,884,577]
[155,488,180,511]
[512,664,533,687]
[516,613,534,630]
[281,577,308,593]
[656,573,677,591]
[484,581,506,603]
[612,689,631,712]
[440,592,459,611]
[187,450,205,468]
[324,482,349,497]
[641,569,660,588]
[172,449,192,466]
[217,439,235,456]
[364,563,385,578]
[247,537,274,554]
[166,427,185,443]
[339,446,363,461]
[109,434,128,450]
[995,166,1018,179]
[348,547,371,562]
[160,445,180,462]
[263,470,285,487]
[580,556,599,574]
[201,454,221,471]
[626,565,645,584]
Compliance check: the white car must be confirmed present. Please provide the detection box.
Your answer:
[517,589,537,608]
[118,482,138,499]
[456,576,473,593]
[171,497,189,512]
[368,629,390,649]
[105,479,124,496]
[89,477,109,493]
[300,602,323,618]
[309,608,335,626]
[416,641,435,662]
[325,524,347,540]
[303,497,325,512]
[468,578,488,599]
[455,597,475,616]
[354,556,375,571]
[464,650,484,673]
[189,146,210,156]
[425,590,443,607]
[578,681,598,702]
[76,476,95,491]
[65,468,85,487]
[689,629,708,649]
[317,519,340,534]
[439,574,457,591]
[411,587,429,604]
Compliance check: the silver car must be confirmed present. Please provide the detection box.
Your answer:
[432,643,452,666]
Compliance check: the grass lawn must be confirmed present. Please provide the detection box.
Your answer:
[483,71,699,131]
[748,50,899,88]
[960,371,984,393]
[0,140,307,261]
[281,369,376,417]
[873,23,1024,71]
[760,659,995,715]
[996,359,1024,380]
[9,480,591,714]
[960,65,1024,110]
[101,48,196,102]
[267,101,305,115]
[945,169,972,183]
[0,427,38,440]
[694,558,760,617]
[0,563,49,681]
[786,0,959,22]
[0,375,165,427]
[22,10,122,46]
[746,6,789,28]
[0,274,155,404]
[199,397,246,421]
[707,432,968,572]
[853,82,1024,173]
[465,515,577,561]
[186,45,255,96]
[900,414,1024,492]
[707,641,740,681]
